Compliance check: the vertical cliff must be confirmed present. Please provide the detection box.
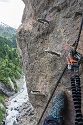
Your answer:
[17,0,83,125]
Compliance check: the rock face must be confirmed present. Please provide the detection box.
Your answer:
[0,81,15,97]
[17,0,83,125]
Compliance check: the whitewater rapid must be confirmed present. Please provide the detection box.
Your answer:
[5,76,29,125]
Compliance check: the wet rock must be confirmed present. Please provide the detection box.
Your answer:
[11,108,13,111]
[14,107,19,111]
[13,121,16,125]
[14,100,17,102]
[2,120,5,125]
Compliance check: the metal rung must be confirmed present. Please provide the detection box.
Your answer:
[45,50,61,57]
[31,90,46,96]
[37,18,49,24]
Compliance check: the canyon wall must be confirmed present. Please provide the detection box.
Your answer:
[17,0,83,125]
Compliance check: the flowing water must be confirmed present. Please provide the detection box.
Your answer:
[5,76,29,125]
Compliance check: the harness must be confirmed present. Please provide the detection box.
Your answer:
[37,14,83,125]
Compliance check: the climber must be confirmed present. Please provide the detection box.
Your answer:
[43,90,67,125]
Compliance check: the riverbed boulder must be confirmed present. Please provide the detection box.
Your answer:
[17,101,36,125]
[0,81,15,97]
[17,0,83,125]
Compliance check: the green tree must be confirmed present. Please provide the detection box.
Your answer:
[0,36,22,90]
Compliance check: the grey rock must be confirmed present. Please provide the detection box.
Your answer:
[0,81,15,97]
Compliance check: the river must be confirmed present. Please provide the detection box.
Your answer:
[5,76,29,125]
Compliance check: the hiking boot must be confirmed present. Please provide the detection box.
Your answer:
[50,90,67,125]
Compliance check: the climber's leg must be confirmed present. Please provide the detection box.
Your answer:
[43,91,67,125]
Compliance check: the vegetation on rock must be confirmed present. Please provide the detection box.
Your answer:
[0,94,6,125]
[0,36,22,91]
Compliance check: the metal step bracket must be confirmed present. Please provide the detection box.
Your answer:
[31,90,46,96]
